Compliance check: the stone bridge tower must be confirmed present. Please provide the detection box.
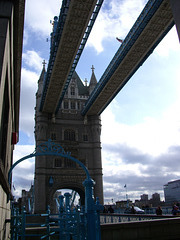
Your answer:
[34,64,103,213]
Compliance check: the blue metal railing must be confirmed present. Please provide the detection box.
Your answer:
[11,194,103,240]
[81,0,174,116]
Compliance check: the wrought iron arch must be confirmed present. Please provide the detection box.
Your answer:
[8,139,91,186]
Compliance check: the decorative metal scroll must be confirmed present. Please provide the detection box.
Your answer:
[35,139,69,156]
[8,139,90,185]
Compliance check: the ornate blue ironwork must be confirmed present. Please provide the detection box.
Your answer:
[35,139,67,155]
[8,139,90,185]
[11,192,103,240]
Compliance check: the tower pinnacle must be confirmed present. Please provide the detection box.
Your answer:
[42,60,46,70]
[84,78,88,86]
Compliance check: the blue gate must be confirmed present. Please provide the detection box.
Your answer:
[9,139,103,239]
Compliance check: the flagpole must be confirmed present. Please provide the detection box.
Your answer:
[124,184,129,208]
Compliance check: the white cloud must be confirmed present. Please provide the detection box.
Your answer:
[13,145,35,162]
[23,50,43,72]
[102,98,180,157]
[101,97,180,202]
[12,145,35,198]
[19,68,39,141]
[87,0,148,53]
[155,27,180,57]
[24,0,60,37]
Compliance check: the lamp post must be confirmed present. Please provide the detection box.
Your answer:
[124,184,129,208]
[49,176,54,187]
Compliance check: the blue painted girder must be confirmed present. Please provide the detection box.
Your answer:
[40,0,104,114]
[81,0,174,116]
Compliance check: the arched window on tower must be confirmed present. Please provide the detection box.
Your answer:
[64,101,68,109]
[54,158,62,168]
[64,129,76,141]
[71,101,75,109]
[70,86,75,95]
[51,132,56,140]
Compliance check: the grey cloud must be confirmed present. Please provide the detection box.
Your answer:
[103,143,151,164]
[102,142,180,202]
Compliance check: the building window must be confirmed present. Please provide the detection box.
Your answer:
[71,87,75,95]
[64,158,76,168]
[51,132,56,140]
[71,101,75,109]
[64,129,76,141]
[83,134,88,141]
[54,158,62,168]
[64,101,68,109]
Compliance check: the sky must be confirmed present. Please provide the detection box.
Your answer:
[12,0,180,204]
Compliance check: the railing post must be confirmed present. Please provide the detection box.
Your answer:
[64,192,72,238]
[64,192,71,213]
[58,195,65,240]
[80,205,86,240]
[10,205,18,240]
[21,206,26,240]
[46,206,51,240]
[83,178,96,240]
[95,197,103,240]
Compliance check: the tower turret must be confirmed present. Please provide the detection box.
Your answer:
[89,65,97,95]
[36,60,46,111]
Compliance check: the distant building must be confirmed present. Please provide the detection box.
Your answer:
[164,180,180,205]
[139,194,149,207]
[116,200,132,209]
[53,191,62,213]
[21,185,34,213]
[149,193,161,207]
[141,194,148,201]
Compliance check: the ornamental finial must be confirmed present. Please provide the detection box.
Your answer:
[91,65,95,73]
[42,60,46,69]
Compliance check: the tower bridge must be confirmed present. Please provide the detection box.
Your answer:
[34,0,180,213]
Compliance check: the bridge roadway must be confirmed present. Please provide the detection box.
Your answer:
[82,0,175,116]
[23,213,180,239]
[41,0,103,113]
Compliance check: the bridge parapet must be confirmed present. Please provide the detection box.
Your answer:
[101,216,180,240]
[100,213,175,224]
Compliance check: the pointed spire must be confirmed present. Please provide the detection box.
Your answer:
[38,60,46,85]
[42,60,46,71]
[89,65,97,85]
[84,78,88,86]
[89,65,97,94]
